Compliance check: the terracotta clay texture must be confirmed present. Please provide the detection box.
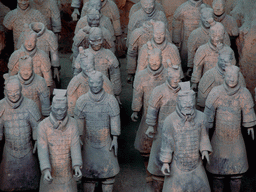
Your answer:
[30,0,61,34]
[67,52,114,117]
[37,90,82,192]
[132,48,167,155]
[187,6,231,70]
[17,22,60,68]
[3,0,47,49]
[191,22,236,85]
[74,71,120,192]
[8,31,53,87]
[0,76,41,191]
[17,56,50,116]
[160,82,212,192]
[0,2,10,54]
[204,65,256,191]
[172,0,207,70]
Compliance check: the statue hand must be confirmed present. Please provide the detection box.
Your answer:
[71,8,80,21]
[145,126,155,138]
[161,163,171,176]
[54,67,60,82]
[43,169,53,184]
[202,150,210,165]
[33,141,37,154]
[131,112,139,122]
[248,128,254,140]
[73,166,82,181]
[109,136,118,156]
[115,95,122,105]
[127,74,134,84]
[186,68,193,78]
[191,83,198,91]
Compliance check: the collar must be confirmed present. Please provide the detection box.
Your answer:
[17,5,31,14]
[49,112,69,130]
[176,104,196,125]
[165,80,181,93]
[142,7,157,18]
[189,0,203,7]
[147,64,164,76]
[81,71,89,79]
[89,89,106,102]
[214,12,226,22]
[21,45,37,58]
[151,38,167,51]
[101,0,107,8]
[208,41,224,53]
[30,22,45,38]
[201,25,209,35]
[223,80,241,96]
[5,94,24,109]
[18,72,35,85]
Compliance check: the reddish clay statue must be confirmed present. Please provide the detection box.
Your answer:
[37,89,82,192]
[74,71,120,192]
[67,51,114,117]
[0,2,10,54]
[127,0,168,48]
[3,0,47,49]
[17,55,50,116]
[73,28,121,98]
[204,65,256,192]
[17,22,60,81]
[30,0,61,36]
[145,65,181,191]
[160,81,212,192]
[131,47,167,181]
[8,30,53,88]
[0,76,41,191]
[191,22,235,89]
[187,6,231,75]
[197,48,245,109]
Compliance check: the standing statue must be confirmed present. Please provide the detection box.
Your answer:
[145,65,181,191]
[160,81,212,192]
[131,47,167,182]
[73,28,122,99]
[3,0,47,49]
[191,22,235,90]
[0,2,10,54]
[37,89,82,192]
[74,71,120,192]
[8,30,53,88]
[197,48,245,109]
[187,6,230,76]
[0,76,41,191]
[17,55,50,117]
[67,51,114,116]
[204,65,256,192]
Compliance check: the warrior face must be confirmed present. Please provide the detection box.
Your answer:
[6,80,22,103]
[141,0,155,14]
[148,53,161,71]
[225,66,239,88]
[218,53,232,71]
[87,12,100,27]
[167,70,180,89]
[153,22,166,44]
[18,0,30,10]
[213,0,225,16]
[19,59,33,80]
[24,32,37,52]
[89,0,102,11]
[178,94,195,116]
[210,23,224,49]
[51,100,67,121]
[89,28,103,51]
[80,57,94,76]
[201,9,214,29]
[88,72,104,94]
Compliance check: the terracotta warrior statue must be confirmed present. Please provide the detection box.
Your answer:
[0,2,10,55]
[8,30,53,88]
[3,0,47,49]
[137,21,183,77]
[16,56,50,117]
[0,76,41,191]
[131,47,167,182]
[127,0,168,48]
[73,28,122,98]
[191,22,235,90]
[17,22,60,82]
[187,5,230,76]
[197,48,245,110]
[160,81,212,191]
[37,89,82,192]
[145,65,181,191]
[67,51,114,117]
[74,71,120,192]
[204,65,256,192]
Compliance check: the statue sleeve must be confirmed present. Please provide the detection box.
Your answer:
[103,75,114,95]
[172,6,183,44]
[71,120,83,168]
[224,31,231,46]
[48,31,60,67]
[38,78,51,117]
[191,47,206,84]
[74,96,86,136]
[0,107,4,141]
[199,113,212,153]
[40,52,53,87]
[28,100,42,140]
[109,96,121,136]
[132,74,143,112]
[67,78,79,117]
[187,32,198,68]
[241,88,256,127]
[3,11,14,30]
[110,2,122,36]
[50,0,61,33]
[126,43,138,75]
[8,51,20,76]
[37,121,51,172]
[137,44,148,73]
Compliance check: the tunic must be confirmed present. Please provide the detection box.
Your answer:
[146,81,180,176]
[204,83,256,175]
[132,66,167,154]
[38,114,82,192]
[0,97,41,191]
[74,90,120,179]
[160,109,212,192]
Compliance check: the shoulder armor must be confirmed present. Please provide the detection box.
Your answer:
[149,84,165,107]
[35,75,49,94]
[129,27,144,46]
[37,49,51,71]
[205,85,223,109]
[8,50,24,70]
[240,87,254,107]
[74,94,88,118]
[107,94,120,117]
[46,29,58,51]
[67,75,81,96]
[105,49,119,68]
[73,29,87,47]
[198,69,215,94]
[3,9,16,30]
[26,98,41,121]
[194,44,207,66]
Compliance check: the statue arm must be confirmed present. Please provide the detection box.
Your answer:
[50,0,62,33]
[191,51,205,84]
[126,43,138,75]
[67,91,78,117]
[172,7,183,46]
[132,76,143,112]
[108,55,122,96]
[38,79,51,117]
[241,89,256,128]
[200,116,213,154]
[74,98,85,136]
[71,121,83,168]
[0,118,3,141]
[49,35,60,68]
[40,55,53,87]
[137,46,148,73]
[204,89,218,129]
[146,90,162,127]
[187,33,197,69]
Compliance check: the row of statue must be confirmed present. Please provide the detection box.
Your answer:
[0,0,256,191]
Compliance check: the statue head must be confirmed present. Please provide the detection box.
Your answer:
[147,45,162,71]
[152,20,166,44]
[24,30,37,52]
[88,71,104,94]
[89,27,103,51]
[177,81,196,116]
[212,0,225,16]
[87,8,101,27]
[209,22,225,49]
[225,65,239,88]
[89,0,102,11]
[51,89,68,121]
[19,55,33,80]
[5,76,22,103]
[17,0,30,10]
[141,0,155,15]
[167,64,181,88]
[200,5,214,29]
[217,47,234,71]
[80,49,95,75]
